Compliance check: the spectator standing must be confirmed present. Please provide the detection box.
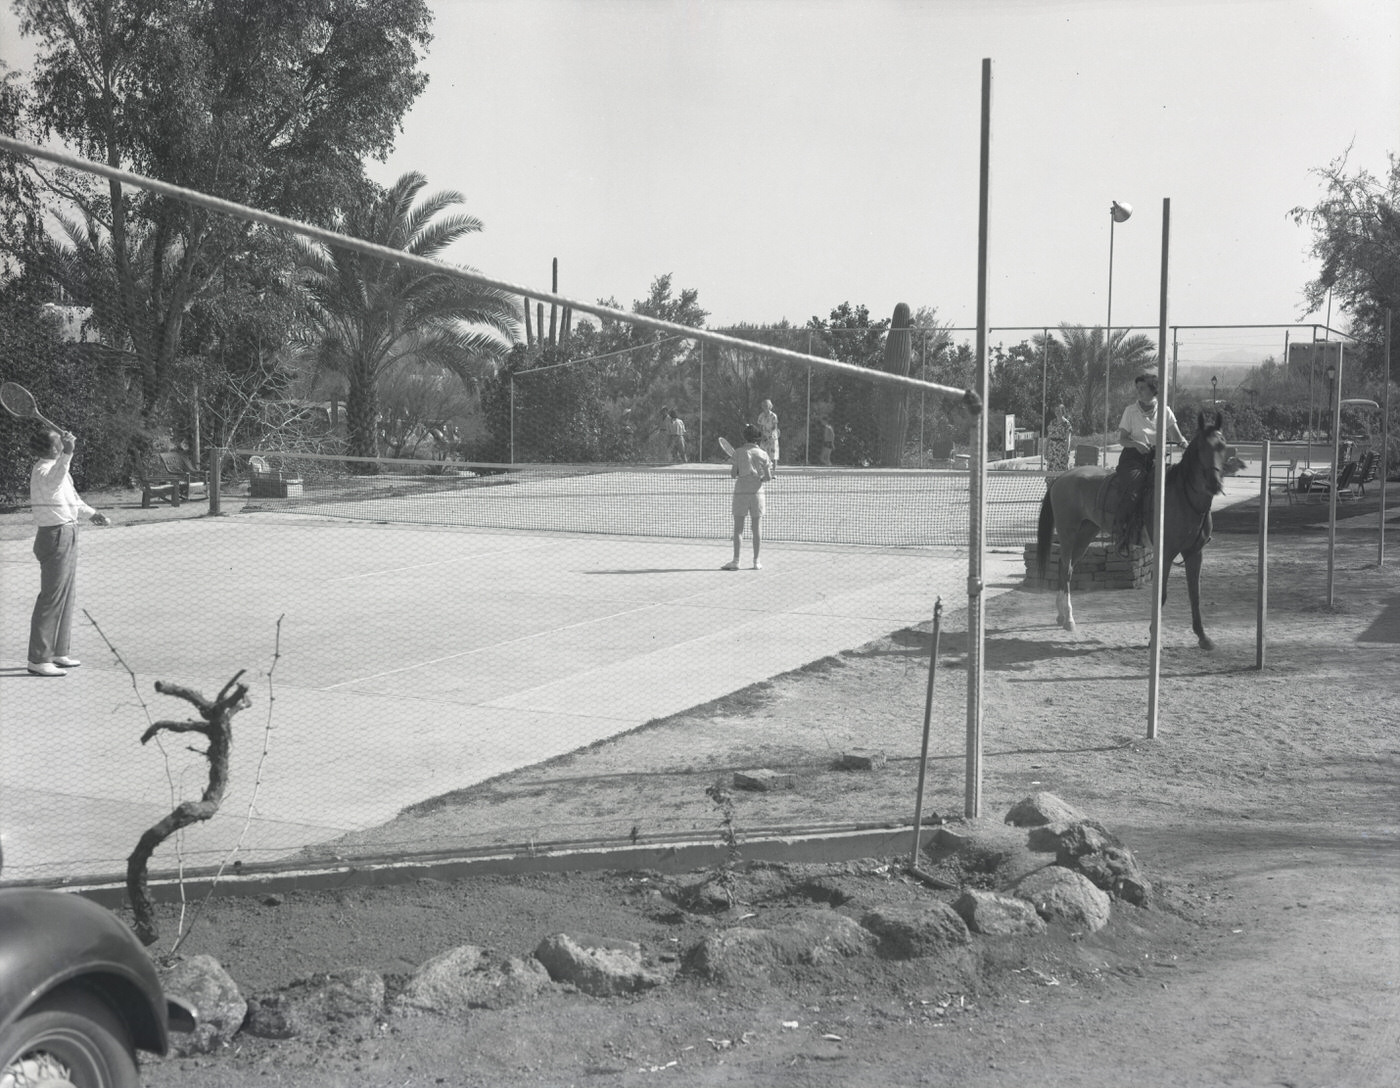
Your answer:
[757,399,779,473]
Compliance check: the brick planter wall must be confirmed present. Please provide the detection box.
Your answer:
[1023,541,1153,591]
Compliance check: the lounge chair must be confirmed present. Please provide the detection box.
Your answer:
[1300,459,1359,503]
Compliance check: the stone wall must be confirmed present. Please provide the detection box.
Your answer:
[1022,540,1153,591]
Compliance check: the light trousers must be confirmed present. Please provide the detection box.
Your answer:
[29,522,78,663]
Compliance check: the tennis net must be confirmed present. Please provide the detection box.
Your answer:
[231,449,1048,548]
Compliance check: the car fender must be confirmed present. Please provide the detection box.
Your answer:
[0,888,175,1055]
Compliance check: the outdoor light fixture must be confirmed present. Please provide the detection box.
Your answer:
[1211,375,1218,409]
[1102,201,1133,461]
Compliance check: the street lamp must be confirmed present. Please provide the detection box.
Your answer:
[1102,200,1132,464]
[1211,375,1217,410]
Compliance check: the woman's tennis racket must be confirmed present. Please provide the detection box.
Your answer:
[1,382,61,431]
[718,437,735,457]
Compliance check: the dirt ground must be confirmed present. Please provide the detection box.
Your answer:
[7,488,1398,1087]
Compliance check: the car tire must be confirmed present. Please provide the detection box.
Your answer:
[0,987,140,1088]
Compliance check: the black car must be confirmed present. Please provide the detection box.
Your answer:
[0,887,196,1087]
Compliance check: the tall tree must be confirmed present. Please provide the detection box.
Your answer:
[1291,148,1400,377]
[294,171,518,457]
[12,0,433,413]
[1053,324,1157,437]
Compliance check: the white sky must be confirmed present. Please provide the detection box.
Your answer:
[4,0,1397,362]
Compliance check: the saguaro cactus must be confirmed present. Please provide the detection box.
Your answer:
[878,302,913,467]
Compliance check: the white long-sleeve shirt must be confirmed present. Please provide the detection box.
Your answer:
[30,453,96,526]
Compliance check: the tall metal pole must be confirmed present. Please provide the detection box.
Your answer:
[1257,437,1270,669]
[1146,199,1170,739]
[1103,213,1117,464]
[1381,309,1392,566]
[1327,344,1343,606]
[965,57,992,818]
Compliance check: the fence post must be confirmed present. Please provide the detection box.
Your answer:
[1257,437,1269,669]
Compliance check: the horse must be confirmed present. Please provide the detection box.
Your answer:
[1035,411,1228,649]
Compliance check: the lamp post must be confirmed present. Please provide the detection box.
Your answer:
[1102,200,1132,464]
[1211,375,1217,410]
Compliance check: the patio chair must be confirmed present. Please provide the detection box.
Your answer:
[1353,449,1381,497]
[1268,459,1299,505]
[156,451,207,501]
[1301,459,1359,503]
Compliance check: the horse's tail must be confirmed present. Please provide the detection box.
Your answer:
[1036,489,1056,577]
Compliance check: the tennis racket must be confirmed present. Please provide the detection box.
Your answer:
[718,437,735,457]
[1,382,61,432]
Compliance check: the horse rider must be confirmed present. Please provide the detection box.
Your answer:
[1114,367,1187,554]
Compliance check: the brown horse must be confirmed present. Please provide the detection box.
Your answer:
[1036,412,1228,649]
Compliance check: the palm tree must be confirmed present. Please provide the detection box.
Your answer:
[1054,324,1157,437]
[295,172,519,457]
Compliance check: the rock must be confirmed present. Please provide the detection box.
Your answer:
[1004,792,1088,828]
[734,769,796,790]
[1028,821,1153,907]
[836,748,887,770]
[244,968,385,1039]
[158,955,246,1056]
[533,933,664,997]
[684,908,876,985]
[393,945,551,1015]
[1013,867,1111,932]
[953,889,1047,937]
[924,819,1044,886]
[859,901,970,958]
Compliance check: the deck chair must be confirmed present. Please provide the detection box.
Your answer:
[1353,449,1381,497]
[1302,459,1359,503]
[156,451,207,501]
[136,455,182,508]
[1268,459,1299,505]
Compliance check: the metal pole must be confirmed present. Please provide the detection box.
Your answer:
[1327,343,1343,606]
[1257,437,1270,669]
[1103,214,1116,465]
[1040,326,1049,464]
[509,375,516,464]
[1307,325,1319,468]
[909,598,943,868]
[698,341,704,459]
[209,446,223,516]
[806,330,813,467]
[965,57,992,818]
[1146,199,1170,740]
[1380,309,1392,566]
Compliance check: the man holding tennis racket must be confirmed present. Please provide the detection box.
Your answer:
[26,427,109,677]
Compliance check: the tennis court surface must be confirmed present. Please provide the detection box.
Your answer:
[1,507,1024,883]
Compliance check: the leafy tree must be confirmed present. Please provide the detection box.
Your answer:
[11,0,433,414]
[806,302,888,465]
[294,171,518,457]
[1291,149,1400,375]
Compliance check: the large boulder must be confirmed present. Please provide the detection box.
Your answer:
[859,901,970,959]
[243,968,385,1039]
[158,955,246,1056]
[923,818,1044,887]
[1004,792,1088,828]
[684,908,875,985]
[533,934,665,997]
[1013,867,1111,932]
[953,889,1047,937]
[393,945,551,1015]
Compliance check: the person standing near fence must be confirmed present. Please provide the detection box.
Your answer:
[722,423,773,571]
[1044,402,1072,473]
[666,409,687,462]
[26,428,109,677]
[757,399,780,473]
[820,417,835,465]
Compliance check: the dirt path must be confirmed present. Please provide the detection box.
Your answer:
[127,500,1400,1088]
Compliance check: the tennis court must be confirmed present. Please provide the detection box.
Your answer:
[1,475,1031,883]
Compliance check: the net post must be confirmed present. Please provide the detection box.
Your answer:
[209,447,224,515]
[965,57,992,820]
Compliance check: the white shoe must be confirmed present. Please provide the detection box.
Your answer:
[52,656,81,668]
[752,560,762,569]
[27,661,67,677]
[720,560,739,571]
